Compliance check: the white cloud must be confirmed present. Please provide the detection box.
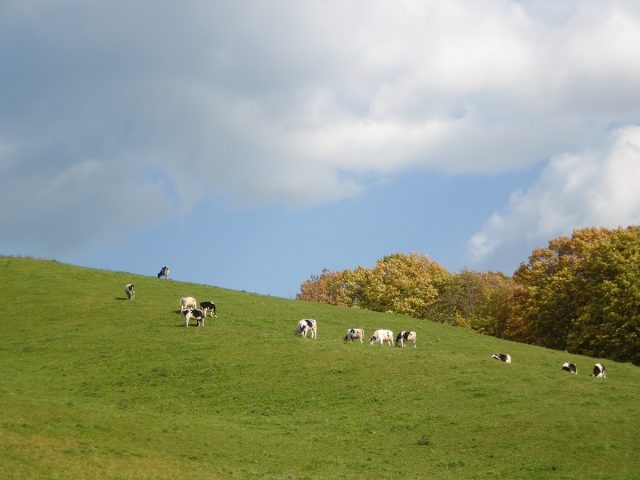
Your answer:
[2,0,640,255]
[0,154,172,256]
[468,125,640,270]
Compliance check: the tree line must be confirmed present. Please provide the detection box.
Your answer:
[297,226,640,365]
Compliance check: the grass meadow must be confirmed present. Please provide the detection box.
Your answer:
[1,256,639,479]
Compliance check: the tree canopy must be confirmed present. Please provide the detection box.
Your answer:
[512,226,640,364]
[297,253,450,318]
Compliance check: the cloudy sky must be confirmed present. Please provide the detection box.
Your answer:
[2,0,640,298]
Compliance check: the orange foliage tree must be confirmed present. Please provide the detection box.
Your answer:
[297,253,451,318]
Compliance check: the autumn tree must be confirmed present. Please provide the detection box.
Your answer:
[513,226,640,364]
[297,268,354,307]
[297,253,451,318]
[356,253,451,318]
[565,227,640,363]
[511,240,581,349]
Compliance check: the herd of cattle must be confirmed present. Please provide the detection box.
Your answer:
[125,283,608,378]
[295,319,418,348]
[178,296,218,327]
[294,320,416,348]
[124,286,218,327]
[298,319,608,377]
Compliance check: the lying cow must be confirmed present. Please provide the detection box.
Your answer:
[592,363,607,378]
[344,328,365,343]
[296,319,317,338]
[183,308,205,327]
[562,362,578,374]
[180,296,197,311]
[200,301,218,318]
[396,331,417,348]
[492,353,512,363]
[125,283,135,300]
[369,329,394,346]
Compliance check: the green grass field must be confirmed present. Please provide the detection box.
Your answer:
[1,257,639,479]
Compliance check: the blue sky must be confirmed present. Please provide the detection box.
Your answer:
[2,1,640,298]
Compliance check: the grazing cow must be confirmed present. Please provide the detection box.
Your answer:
[562,362,578,374]
[200,301,218,318]
[180,296,197,311]
[396,331,417,348]
[296,319,317,338]
[344,328,365,343]
[369,329,394,346]
[183,308,205,327]
[492,353,512,363]
[592,363,607,378]
[157,265,170,279]
[125,283,135,300]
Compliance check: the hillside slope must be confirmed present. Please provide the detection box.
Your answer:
[1,257,639,479]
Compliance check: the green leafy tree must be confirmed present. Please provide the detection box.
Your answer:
[473,272,523,338]
[428,270,485,328]
[430,270,522,335]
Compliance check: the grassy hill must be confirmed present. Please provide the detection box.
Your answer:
[1,256,639,479]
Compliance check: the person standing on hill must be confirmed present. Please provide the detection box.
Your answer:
[157,265,169,279]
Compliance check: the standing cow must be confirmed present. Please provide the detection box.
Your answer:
[200,301,218,318]
[180,296,197,311]
[344,328,365,343]
[369,329,394,346]
[396,331,417,348]
[183,308,205,327]
[592,363,607,378]
[124,283,135,300]
[296,319,317,338]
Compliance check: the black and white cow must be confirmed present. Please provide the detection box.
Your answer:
[562,362,578,374]
[125,283,135,300]
[592,363,607,378]
[491,353,512,363]
[396,331,417,348]
[369,329,394,346]
[296,319,317,338]
[200,301,218,318]
[183,308,205,327]
[344,328,365,343]
[157,265,170,279]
